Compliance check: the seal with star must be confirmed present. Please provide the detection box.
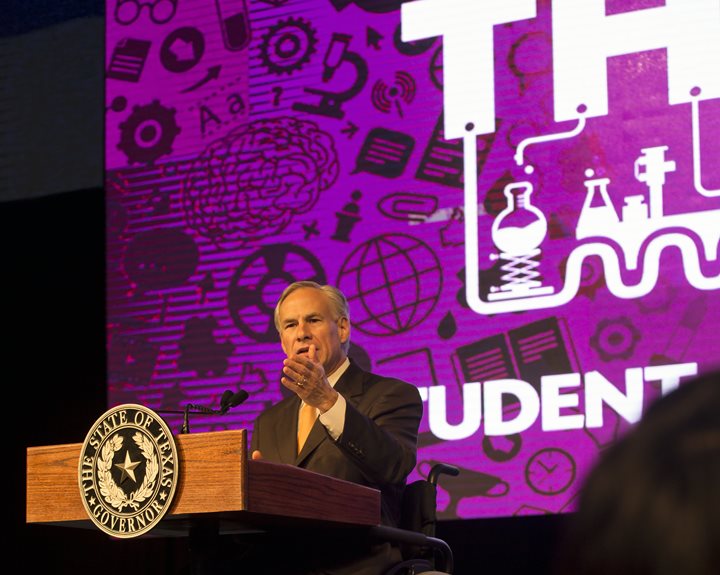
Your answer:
[77,404,179,538]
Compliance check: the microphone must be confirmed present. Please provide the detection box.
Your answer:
[179,389,250,434]
[219,389,249,414]
[220,389,233,409]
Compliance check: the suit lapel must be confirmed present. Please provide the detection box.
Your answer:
[334,361,366,407]
[295,415,325,463]
[276,396,301,464]
[294,362,367,465]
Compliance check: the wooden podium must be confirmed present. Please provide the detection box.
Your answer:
[26,429,381,537]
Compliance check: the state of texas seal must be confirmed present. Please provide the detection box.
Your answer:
[78,404,179,538]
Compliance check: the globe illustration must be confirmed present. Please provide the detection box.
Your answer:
[337,234,442,336]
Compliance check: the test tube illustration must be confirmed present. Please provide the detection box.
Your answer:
[215,0,251,51]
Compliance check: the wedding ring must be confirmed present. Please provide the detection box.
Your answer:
[298,376,307,387]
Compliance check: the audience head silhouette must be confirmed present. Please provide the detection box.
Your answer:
[555,370,720,575]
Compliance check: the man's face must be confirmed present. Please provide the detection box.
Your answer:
[278,287,350,375]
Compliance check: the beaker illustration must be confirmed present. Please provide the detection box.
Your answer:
[489,181,554,300]
[576,175,619,239]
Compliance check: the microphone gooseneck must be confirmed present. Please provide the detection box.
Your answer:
[178,389,250,433]
[181,403,191,434]
[187,404,216,414]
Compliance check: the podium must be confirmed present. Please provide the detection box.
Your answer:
[26,428,455,574]
[26,429,381,536]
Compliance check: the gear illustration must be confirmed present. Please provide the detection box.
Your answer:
[589,317,641,362]
[227,244,326,343]
[117,100,181,164]
[259,17,318,75]
[559,254,605,299]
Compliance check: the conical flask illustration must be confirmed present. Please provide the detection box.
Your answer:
[576,174,619,239]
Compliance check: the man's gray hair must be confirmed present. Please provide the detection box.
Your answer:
[274,281,351,353]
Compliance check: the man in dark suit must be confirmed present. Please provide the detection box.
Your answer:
[249,280,423,575]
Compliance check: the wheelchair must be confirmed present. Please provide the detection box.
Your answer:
[185,461,459,575]
[372,462,460,575]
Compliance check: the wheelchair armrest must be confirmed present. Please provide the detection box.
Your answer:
[428,463,460,486]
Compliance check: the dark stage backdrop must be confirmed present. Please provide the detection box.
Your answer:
[105,0,720,520]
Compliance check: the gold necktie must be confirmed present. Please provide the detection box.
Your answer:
[297,403,317,454]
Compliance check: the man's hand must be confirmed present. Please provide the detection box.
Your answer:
[281,344,338,413]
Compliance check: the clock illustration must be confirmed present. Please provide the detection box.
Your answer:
[525,447,576,495]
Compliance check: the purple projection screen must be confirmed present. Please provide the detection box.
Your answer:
[105,0,720,519]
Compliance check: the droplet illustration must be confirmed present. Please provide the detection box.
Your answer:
[438,310,457,339]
